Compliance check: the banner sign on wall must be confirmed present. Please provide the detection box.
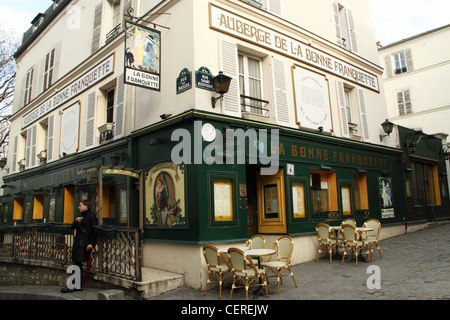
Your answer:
[124,21,161,91]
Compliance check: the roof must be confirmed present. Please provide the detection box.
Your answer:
[14,0,71,59]
[378,24,450,50]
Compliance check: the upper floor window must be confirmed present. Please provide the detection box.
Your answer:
[24,68,34,105]
[397,89,413,116]
[239,53,265,115]
[333,1,358,53]
[112,0,121,28]
[43,48,55,91]
[241,0,282,15]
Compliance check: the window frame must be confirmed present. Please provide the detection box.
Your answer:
[43,48,56,91]
[238,52,265,115]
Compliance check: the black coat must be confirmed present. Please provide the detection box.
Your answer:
[71,209,98,263]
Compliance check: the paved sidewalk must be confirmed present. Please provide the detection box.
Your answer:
[1,222,449,300]
[152,222,450,301]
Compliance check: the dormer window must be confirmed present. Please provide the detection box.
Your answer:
[31,13,46,31]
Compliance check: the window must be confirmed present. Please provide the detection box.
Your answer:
[24,68,34,105]
[106,88,115,123]
[353,173,369,211]
[239,53,264,115]
[344,88,353,124]
[333,2,358,53]
[394,52,407,75]
[397,90,413,115]
[43,48,55,91]
[412,163,441,205]
[112,0,121,28]
[310,170,338,214]
[214,179,234,222]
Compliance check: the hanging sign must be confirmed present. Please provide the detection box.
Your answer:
[176,68,192,94]
[195,66,215,91]
[124,21,161,91]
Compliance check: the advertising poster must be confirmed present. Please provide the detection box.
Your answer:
[379,177,395,218]
[124,21,161,91]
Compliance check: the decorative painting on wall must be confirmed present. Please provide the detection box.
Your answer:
[145,163,186,228]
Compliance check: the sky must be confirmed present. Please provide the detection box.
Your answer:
[0,0,449,46]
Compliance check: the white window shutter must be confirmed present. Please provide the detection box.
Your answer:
[85,91,97,149]
[357,89,370,141]
[220,39,241,116]
[47,114,54,162]
[384,55,393,78]
[336,81,350,138]
[91,2,103,54]
[31,125,37,167]
[272,57,289,124]
[333,1,342,47]
[405,49,414,72]
[114,74,126,139]
[12,136,18,172]
[346,8,358,54]
[268,0,282,16]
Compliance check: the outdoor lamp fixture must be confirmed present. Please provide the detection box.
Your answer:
[211,71,232,108]
[380,119,394,142]
[443,144,450,161]
[0,158,6,169]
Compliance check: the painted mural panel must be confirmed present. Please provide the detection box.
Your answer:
[145,163,186,228]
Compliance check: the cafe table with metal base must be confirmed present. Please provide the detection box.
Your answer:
[245,249,276,299]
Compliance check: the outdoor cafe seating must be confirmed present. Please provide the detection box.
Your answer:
[202,244,232,299]
[315,219,383,266]
[261,235,298,294]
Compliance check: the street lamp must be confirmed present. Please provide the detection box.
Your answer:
[380,119,394,142]
[211,71,232,108]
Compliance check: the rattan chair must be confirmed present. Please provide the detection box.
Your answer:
[202,244,231,299]
[316,223,339,264]
[341,224,370,266]
[246,234,266,249]
[246,234,266,264]
[363,219,383,260]
[227,247,268,300]
[261,236,298,293]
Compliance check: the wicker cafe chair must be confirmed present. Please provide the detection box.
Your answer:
[363,219,383,260]
[227,247,268,300]
[315,223,339,264]
[246,234,266,264]
[202,244,232,299]
[261,236,298,294]
[341,224,371,267]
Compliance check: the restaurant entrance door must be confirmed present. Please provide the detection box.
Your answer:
[246,165,287,235]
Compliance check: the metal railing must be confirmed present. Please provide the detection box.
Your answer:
[0,224,142,282]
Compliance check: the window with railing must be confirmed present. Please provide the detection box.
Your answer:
[239,53,269,116]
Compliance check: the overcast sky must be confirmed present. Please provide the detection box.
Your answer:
[0,0,449,46]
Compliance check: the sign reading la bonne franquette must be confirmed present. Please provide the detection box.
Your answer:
[22,55,115,128]
[210,5,379,92]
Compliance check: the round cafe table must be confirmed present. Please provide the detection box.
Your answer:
[245,249,276,299]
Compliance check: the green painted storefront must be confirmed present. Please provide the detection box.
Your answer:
[2,110,449,245]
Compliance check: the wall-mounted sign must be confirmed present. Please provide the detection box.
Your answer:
[22,54,114,128]
[195,67,215,91]
[103,168,140,180]
[176,68,192,94]
[60,102,80,156]
[124,21,161,91]
[293,66,332,132]
[210,4,379,92]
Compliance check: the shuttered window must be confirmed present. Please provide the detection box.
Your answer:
[333,1,358,54]
[397,90,413,115]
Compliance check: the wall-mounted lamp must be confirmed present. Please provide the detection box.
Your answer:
[317,126,324,133]
[0,158,7,169]
[211,71,232,108]
[443,144,449,161]
[380,119,394,142]
[111,152,126,166]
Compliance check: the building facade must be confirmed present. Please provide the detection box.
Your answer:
[1,0,449,289]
